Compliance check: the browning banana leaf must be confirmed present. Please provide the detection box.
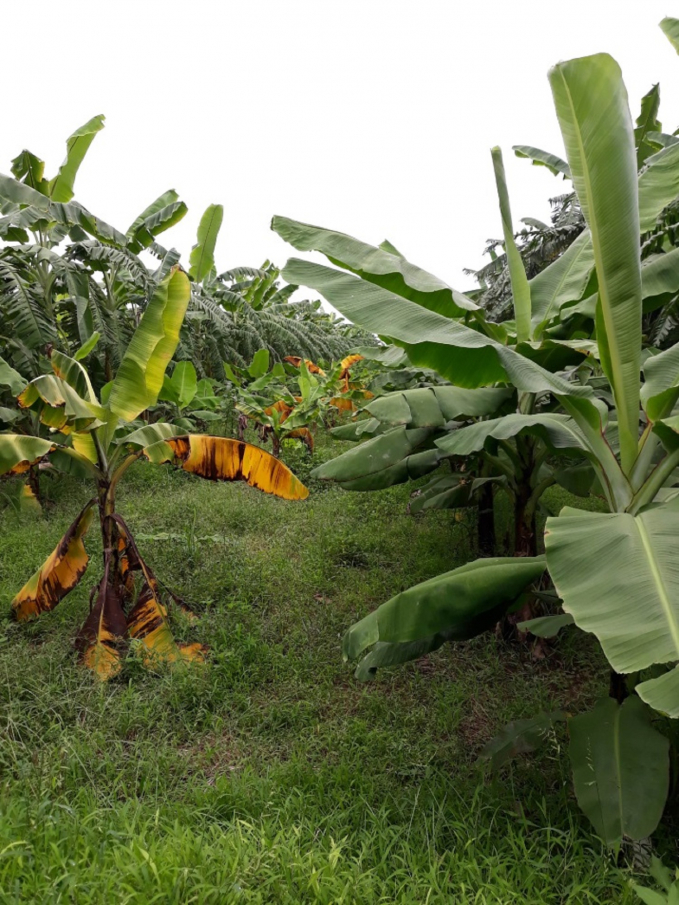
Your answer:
[75,579,127,681]
[12,500,95,621]
[144,435,309,500]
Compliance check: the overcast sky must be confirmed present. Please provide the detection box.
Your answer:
[4,1,679,299]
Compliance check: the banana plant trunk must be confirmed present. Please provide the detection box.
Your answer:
[477,481,496,556]
[514,486,538,558]
[97,478,122,595]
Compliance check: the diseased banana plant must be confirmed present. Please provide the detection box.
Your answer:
[0,268,308,680]
[273,22,679,848]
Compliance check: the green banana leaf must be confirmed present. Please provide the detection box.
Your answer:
[435,413,587,457]
[569,696,669,848]
[272,215,478,317]
[108,269,190,422]
[343,556,546,661]
[0,356,26,395]
[189,204,223,283]
[491,147,532,342]
[354,629,460,681]
[513,145,571,178]
[312,426,441,491]
[641,341,679,420]
[660,17,679,55]
[549,53,641,474]
[635,84,662,169]
[479,711,568,769]
[364,386,513,428]
[48,115,105,203]
[0,435,54,476]
[545,504,679,684]
[281,258,593,399]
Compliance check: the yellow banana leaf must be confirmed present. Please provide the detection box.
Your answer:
[330,396,356,412]
[12,501,95,621]
[339,353,364,372]
[145,435,309,500]
[75,581,127,680]
[19,483,42,515]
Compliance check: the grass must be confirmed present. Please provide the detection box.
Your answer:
[0,433,665,903]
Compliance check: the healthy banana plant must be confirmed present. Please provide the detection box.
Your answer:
[273,22,679,848]
[0,268,308,680]
[0,115,189,383]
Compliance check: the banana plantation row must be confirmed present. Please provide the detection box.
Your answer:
[4,14,679,891]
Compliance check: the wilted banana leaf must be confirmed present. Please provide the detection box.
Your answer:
[108,268,190,421]
[312,426,440,491]
[114,519,205,668]
[272,215,479,317]
[569,696,669,849]
[479,710,568,770]
[12,500,95,621]
[75,580,127,681]
[343,556,546,662]
[545,504,679,683]
[144,435,309,500]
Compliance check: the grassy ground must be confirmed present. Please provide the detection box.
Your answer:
[0,434,665,903]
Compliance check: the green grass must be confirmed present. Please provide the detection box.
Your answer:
[0,436,660,903]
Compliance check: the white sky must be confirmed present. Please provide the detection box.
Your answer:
[4,1,679,299]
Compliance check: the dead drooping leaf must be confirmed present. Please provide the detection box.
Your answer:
[12,500,95,621]
[127,580,206,668]
[75,580,128,680]
[113,515,205,667]
[286,427,314,452]
[339,354,364,373]
[263,399,294,421]
[152,436,309,500]
[283,356,325,375]
[329,396,356,412]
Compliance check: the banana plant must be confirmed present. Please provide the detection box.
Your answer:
[0,115,189,384]
[0,268,308,680]
[273,24,679,848]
